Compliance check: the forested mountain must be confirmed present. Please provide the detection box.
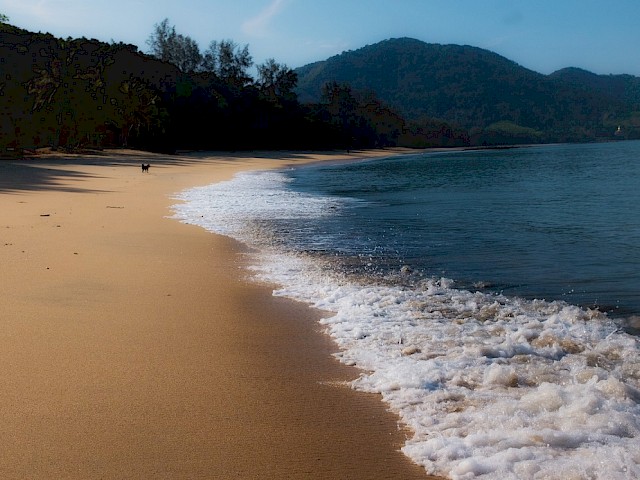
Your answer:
[3,20,446,154]
[548,67,640,109]
[0,21,324,153]
[3,21,640,155]
[296,38,640,143]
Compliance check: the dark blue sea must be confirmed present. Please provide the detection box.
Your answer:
[173,141,640,479]
[286,141,640,328]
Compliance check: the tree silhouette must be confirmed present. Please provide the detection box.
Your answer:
[147,19,202,73]
[202,40,253,87]
[257,59,297,104]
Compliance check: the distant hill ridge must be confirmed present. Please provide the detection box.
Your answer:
[295,37,640,141]
[549,67,640,108]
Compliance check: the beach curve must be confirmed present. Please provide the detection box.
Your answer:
[0,148,444,479]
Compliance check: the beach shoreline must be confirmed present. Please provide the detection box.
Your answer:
[0,148,443,479]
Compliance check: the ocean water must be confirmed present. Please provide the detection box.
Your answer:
[171,142,640,480]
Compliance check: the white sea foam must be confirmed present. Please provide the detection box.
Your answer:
[171,170,640,480]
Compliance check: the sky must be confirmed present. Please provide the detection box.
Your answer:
[2,0,640,76]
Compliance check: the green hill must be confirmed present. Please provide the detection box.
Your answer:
[4,24,640,152]
[0,24,469,152]
[0,22,349,152]
[295,38,640,142]
[549,67,640,109]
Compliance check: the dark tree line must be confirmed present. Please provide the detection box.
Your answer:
[1,18,465,155]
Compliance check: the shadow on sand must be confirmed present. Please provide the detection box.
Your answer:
[0,149,341,195]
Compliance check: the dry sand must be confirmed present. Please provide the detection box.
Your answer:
[0,149,443,479]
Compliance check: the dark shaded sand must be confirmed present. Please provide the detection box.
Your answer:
[0,150,444,479]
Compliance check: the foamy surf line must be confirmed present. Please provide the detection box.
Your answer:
[171,169,640,480]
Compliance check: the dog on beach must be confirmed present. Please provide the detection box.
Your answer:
[141,163,150,172]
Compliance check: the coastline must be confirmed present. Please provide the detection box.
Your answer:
[0,149,443,479]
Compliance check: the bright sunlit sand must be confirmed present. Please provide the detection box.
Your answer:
[0,149,444,479]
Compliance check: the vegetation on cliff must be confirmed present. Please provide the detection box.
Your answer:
[2,19,638,155]
[1,20,458,154]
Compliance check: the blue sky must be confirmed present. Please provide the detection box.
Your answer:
[1,0,639,75]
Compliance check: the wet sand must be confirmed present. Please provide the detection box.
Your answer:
[0,149,444,479]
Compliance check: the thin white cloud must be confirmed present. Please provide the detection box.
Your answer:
[5,0,89,29]
[308,39,351,55]
[482,35,511,50]
[5,0,52,21]
[242,0,288,37]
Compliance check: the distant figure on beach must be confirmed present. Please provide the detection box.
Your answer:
[141,163,150,172]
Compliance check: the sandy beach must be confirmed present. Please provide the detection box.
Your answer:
[0,149,442,479]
